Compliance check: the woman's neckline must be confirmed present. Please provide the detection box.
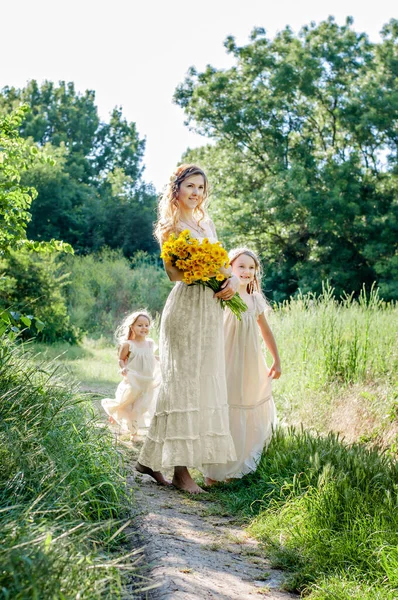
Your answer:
[178,219,214,240]
[179,218,206,237]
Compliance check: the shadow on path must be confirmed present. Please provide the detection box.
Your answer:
[124,434,298,600]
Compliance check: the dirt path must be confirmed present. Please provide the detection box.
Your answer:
[124,435,297,600]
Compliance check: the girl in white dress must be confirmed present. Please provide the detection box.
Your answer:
[137,164,238,493]
[205,248,281,483]
[101,310,160,439]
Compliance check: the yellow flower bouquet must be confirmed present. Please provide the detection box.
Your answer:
[161,230,247,319]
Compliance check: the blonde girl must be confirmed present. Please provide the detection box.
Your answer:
[101,310,160,438]
[137,164,238,493]
[204,248,281,483]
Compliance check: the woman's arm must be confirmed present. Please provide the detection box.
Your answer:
[207,219,239,299]
[257,313,281,379]
[163,260,185,281]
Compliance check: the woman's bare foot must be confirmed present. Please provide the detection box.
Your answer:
[172,466,206,494]
[108,416,116,424]
[136,462,171,486]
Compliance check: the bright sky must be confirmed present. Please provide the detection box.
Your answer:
[1,0,396,191]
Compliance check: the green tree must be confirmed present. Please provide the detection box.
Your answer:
[0,80,99,181]
[0,81,157,256]
[0,106,73,339]
[0,105,72,256]
[175,17,398,300]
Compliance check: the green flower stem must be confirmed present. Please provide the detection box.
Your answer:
[198,278,248,320]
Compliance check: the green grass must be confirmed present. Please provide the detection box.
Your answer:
[23,285,398,598]
[25,337,121,397]
[32,284,397,449]
[0,336,151,599]
[208,427,398,598]
[267,284,398,448]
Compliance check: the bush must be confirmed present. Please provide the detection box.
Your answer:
[0,250,80,343]
[63,249,173,338]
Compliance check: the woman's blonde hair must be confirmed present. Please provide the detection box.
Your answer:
[115,309,152,345]
[154,164,209,243]
[229,247,263,295]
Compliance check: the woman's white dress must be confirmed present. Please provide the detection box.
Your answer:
[101,339,159,433]
[204,292,277,481]
[138,236,236,472]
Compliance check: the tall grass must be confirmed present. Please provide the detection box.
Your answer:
[209,428,398,599]
[0,335,150,599]
[267,284,398,442]
[271,283,396,385]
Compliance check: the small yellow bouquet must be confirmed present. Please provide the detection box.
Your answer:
[161,230,247,319]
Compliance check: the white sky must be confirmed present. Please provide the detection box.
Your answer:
[1,0,396,190]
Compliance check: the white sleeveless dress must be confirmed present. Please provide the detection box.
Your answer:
[204,292,277,480]
[101,339,160,433]
[138,235,236,472]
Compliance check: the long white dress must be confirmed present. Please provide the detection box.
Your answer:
[101,339,160,433]
[204,292,277,481]
[138,236,236,472]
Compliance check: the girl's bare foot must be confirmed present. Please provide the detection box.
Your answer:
[172,467,206,494]
[204,477,218,487]
[136,462,171,486]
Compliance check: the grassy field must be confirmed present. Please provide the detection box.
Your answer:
[30,285,398,451]
[266,286,398,451]
[26,287,398,598]
[206,428,398,599]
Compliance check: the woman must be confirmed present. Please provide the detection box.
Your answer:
[137,164,238,493]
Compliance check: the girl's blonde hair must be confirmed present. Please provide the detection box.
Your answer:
[154,164,209,243]
[229,247,263,295]
[115,309,152,345]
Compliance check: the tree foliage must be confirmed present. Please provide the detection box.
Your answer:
[175,17,398,300]
[0,251,79,342]
[0,105,73,255]
[0,81,158,256]
[0,106,74,339]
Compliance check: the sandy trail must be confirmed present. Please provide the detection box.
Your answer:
[123,434,297,600]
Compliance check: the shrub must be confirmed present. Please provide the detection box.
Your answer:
[63,249,172,338]
[0,250,80,343]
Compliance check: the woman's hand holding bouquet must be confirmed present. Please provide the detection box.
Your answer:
[161,230,247,319]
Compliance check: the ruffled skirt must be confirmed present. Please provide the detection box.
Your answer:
[138,282,236,471]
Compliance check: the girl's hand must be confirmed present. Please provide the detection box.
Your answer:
[269,361,281,379]
[214,274,239,300]
[120,367,127,376]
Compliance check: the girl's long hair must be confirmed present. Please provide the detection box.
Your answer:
[154,164,209,244]
[115,309,152,345]
[229,247,263,296]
